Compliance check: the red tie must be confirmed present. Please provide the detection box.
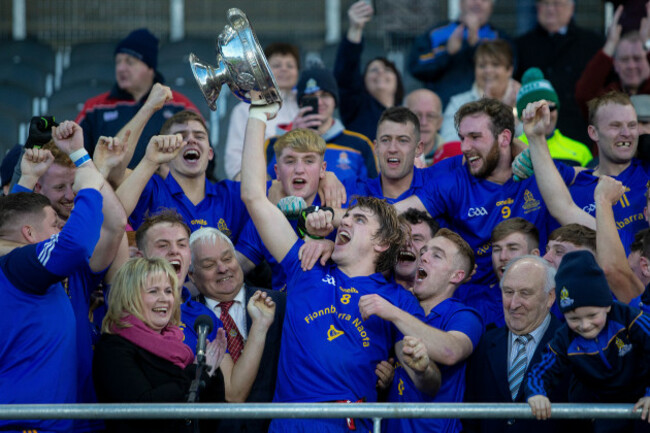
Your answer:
[219,301,244,363]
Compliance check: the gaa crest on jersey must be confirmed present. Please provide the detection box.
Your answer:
[217,218,232,238]
[522,189,541,214]
[615,336,632,357]
[559,287,574,309]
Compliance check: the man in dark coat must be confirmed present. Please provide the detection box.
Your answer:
[515,0,603,146]
[464,255,576,433]
[189,226,285,433]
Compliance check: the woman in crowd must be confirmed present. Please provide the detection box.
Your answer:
[93,257,226,433]
[440,39,521,142]
[334,0,404,141]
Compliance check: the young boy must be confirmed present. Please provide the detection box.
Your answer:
[526,250,650,431]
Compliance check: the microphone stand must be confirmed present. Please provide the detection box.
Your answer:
[187,356,207,433]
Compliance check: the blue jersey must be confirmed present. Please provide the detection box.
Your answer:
[68,264,107,433]
[236,194,338,291]
[352,165,452,204]
[0,189,102,433]
[179,287,224,354]
[129,173,250,243]
[569,158,650,251]
[386,298,483,433]
[415,163,574,326]
[527,302,650,402]
[271,241,423,431]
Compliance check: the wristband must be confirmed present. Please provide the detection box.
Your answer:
[69,148,91,167]
[297,205,334,239]
[248,108,269,122]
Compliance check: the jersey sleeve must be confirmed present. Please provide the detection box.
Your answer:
[222,180,251,244]
[127,175,159,230]
[235,219,265,266]
[279,239,307,295]
[554,160,577,185]
[414,170,454,219]
[627,308,650,395]
[525,326,570,399]
[0,189,103,294]
[445,306,484,348]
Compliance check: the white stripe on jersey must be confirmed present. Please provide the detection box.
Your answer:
[38,233,59,266]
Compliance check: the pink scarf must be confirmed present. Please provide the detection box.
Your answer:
[112,314,194,369]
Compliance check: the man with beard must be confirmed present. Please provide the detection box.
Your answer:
[394,98,575,327]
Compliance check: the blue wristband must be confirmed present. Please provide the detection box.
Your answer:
[74,154,91,167]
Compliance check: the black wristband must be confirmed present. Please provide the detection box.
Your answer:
[297,205,334,239]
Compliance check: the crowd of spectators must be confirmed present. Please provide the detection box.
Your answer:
[6,0,650,432]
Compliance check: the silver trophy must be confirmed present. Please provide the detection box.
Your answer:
[189,8,282,110]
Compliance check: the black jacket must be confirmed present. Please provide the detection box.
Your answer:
[93,333,225,433]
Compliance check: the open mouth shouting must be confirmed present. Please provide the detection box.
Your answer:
[398,250,416,263]
[169,259,182,275]
[386,157,401,168]
[416,267,428,282]
[183,148,201,163]
[336,230,351,245]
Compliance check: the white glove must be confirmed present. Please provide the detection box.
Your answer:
[249,102,281,122]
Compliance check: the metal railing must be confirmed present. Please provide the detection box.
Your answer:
[0,403,642,433]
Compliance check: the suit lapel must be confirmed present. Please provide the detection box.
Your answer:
[487,327,512,400]
[244,285,253,331]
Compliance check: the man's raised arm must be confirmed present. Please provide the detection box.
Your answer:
[240,104,297,263]
[595,176,645,302]
[522,100,595,229]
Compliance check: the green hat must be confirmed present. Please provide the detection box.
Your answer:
[516,67,559,119]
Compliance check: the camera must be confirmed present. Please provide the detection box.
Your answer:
[25,116,58,149]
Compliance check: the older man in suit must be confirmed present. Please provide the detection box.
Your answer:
[464,255,575,433]
[189,226,286,433]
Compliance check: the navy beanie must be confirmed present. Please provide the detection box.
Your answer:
[297,68,339,107]
[115,28,159,70]
[555,250,613,313]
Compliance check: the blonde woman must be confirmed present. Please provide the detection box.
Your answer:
[93,257,226,433]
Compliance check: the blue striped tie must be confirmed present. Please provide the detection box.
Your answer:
[508,334,531,400]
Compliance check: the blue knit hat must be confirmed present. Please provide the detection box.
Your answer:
[297,68,339,107]
[555,250,613,313]
[115,28,159,70]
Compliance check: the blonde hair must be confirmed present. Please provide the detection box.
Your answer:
[273,128,326,159]
[102,257,181,333]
